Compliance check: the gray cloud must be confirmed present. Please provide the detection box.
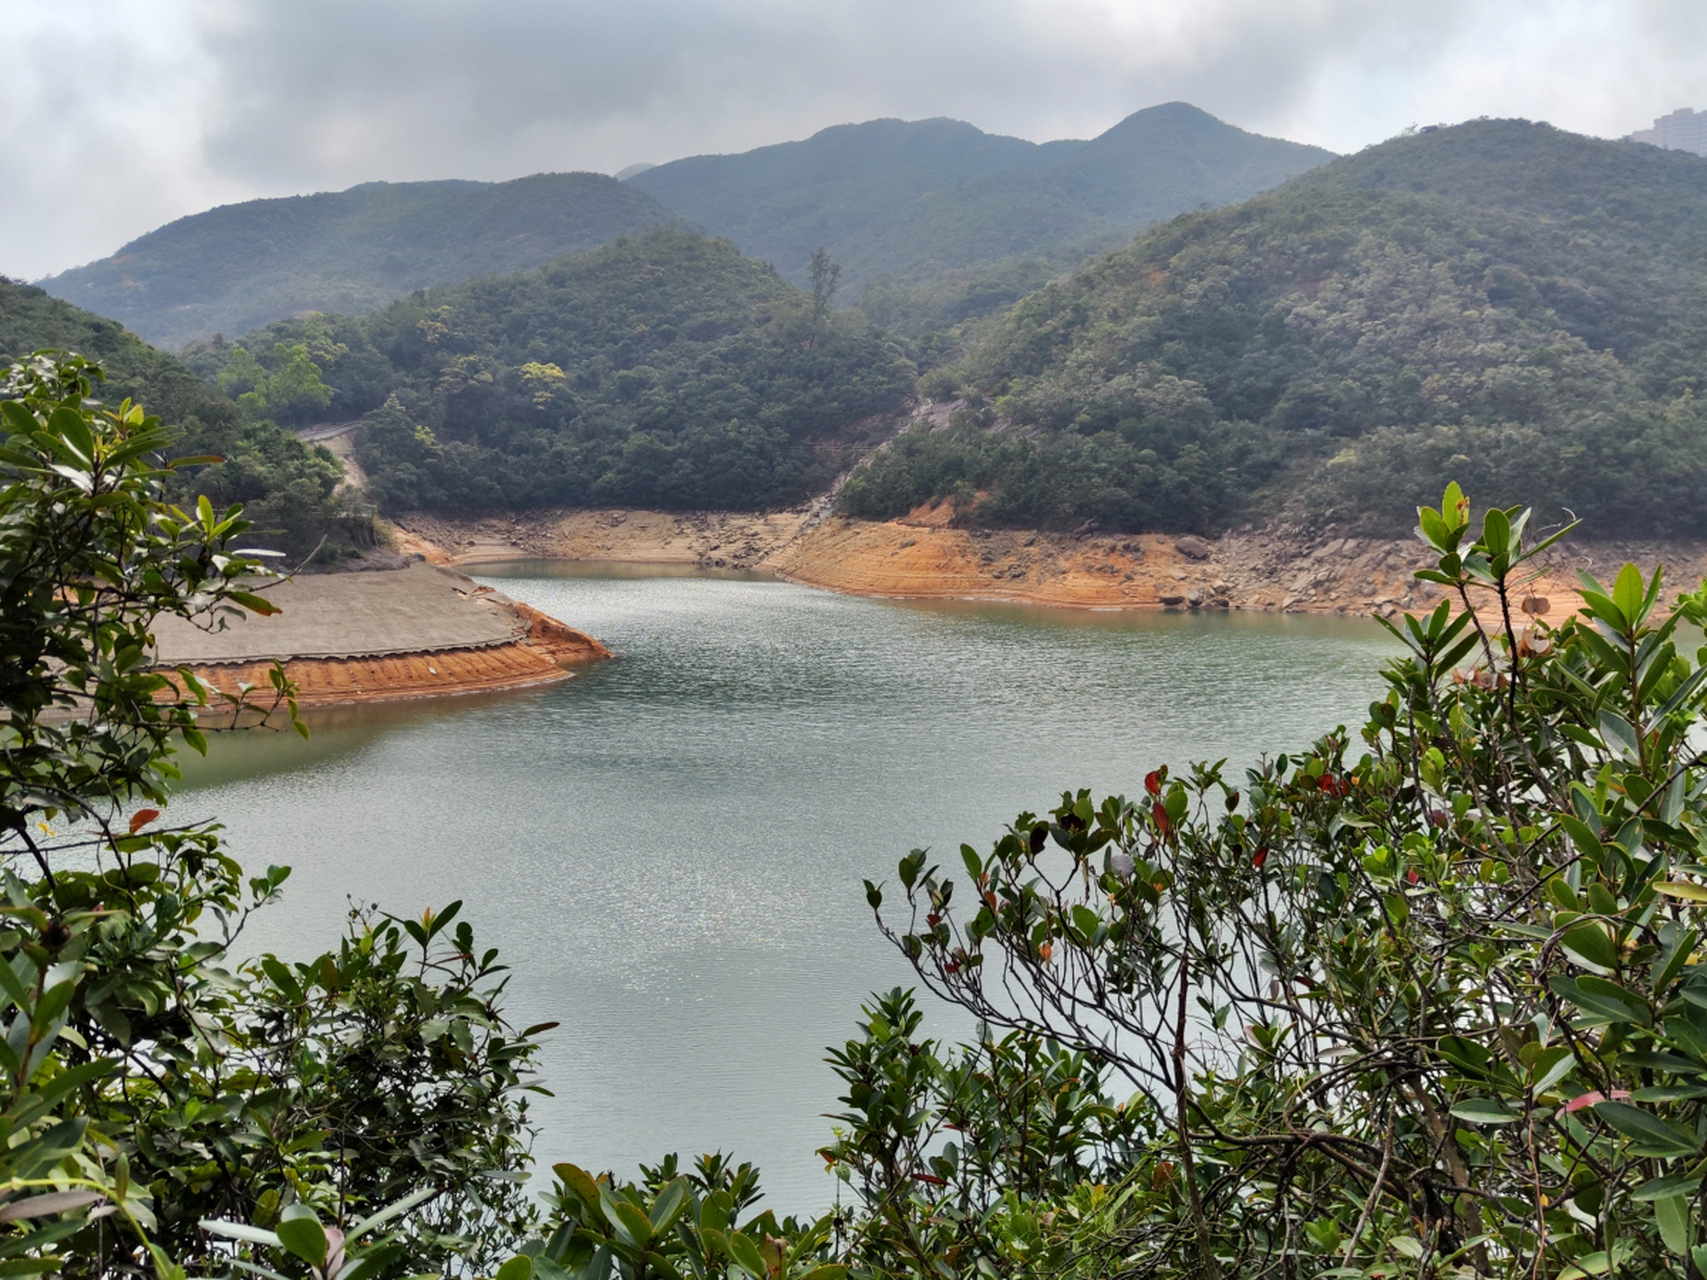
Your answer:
[4,0,1706,280]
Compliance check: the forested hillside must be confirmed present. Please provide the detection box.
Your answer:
[0,279,347,554]
[193,229,917,512]
[629,104,1334,317]
[39,173,678,350]
[842,119,1707,536]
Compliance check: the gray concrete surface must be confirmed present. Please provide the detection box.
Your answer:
[151,562,527,664]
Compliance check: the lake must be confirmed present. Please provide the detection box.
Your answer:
[172,564,1397,1211]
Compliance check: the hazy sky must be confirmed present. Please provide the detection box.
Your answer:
[5,0,1706,279]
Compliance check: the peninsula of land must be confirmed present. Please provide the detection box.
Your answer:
[151,560,609,709]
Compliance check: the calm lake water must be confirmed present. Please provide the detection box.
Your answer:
[171,564,1396,1210]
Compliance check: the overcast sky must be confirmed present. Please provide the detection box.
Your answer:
[4,0,1705,280]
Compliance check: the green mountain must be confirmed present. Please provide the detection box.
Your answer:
[629,104,1335,309]
[841,119,1707,536]
[38,173,679,351]
[193,228,916,513]
[0,278,347,555]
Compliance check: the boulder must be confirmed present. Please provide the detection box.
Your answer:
[1175,535,1212,560]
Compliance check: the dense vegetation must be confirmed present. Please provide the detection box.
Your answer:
[20,359,1707,1279]
[630,104,1333,317]
[39,173,678,349]
[860,487,1707,1277]
[842,119,1707,536]
[0,355,545,1274]
[0,279,348,556]
[191,229,918,513]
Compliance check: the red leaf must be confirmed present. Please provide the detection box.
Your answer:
[1565,1089,1628,1113]
[1252,849,1268,869]
[1151,800,1170,835]
[913,1173,947,1186]
[1407,868,1420,885]
[1144,770,1162,796]
[128,809,160,835]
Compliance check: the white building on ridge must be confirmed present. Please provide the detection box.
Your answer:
[1626,108,1707,156]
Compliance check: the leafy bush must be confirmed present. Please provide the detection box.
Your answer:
[0,355,545,1274]
[868,484,1707,1276]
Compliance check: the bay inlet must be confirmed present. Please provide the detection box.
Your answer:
[172,564,1397,1209]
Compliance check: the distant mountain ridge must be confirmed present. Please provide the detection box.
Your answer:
[39,172,680,350]
[38,103,1332,349]
[628,103,1336,293]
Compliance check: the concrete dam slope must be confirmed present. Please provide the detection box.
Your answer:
[151,561,610,708]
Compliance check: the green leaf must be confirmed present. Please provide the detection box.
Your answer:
[1551,974,1650,1026]
[1656,1193,1692,1256]
[1633,1171,1700,1201]
[1449,1098,1521,1126]
[648,1179,689,1235]
[1614,563,1646,626]
[1480,506,1510,560]
[0,1191,101,1222]
[1560,1249,1620,1278]
[1438,1036,1492,1078]
[1561,923,1619,973]
[603,1197,653,1250]
[553,1162,604,1216]
[1417,506,1448,547]
[725,1230,767,1278]
[275,1208,327,1267]
[495,1257,534,1280]
[226,589,281,617]
[346,1185,436,1238]
[259,956,304,1004]
[1530,1046,1576,1096]
[1599,710,1640,760]
[1594,1100,1700,1158]
[199,1220,283,1249]
[1658,882,1707,904]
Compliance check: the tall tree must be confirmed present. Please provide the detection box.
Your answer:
[807,246,841,348]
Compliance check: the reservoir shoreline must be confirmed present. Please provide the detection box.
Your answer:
[393,508,1707,627]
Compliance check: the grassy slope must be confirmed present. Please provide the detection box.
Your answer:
[841,120,1707,536]
[38,173,679,350]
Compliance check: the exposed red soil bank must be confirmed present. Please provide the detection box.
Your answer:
[154,564,610,709]
[393,507,1707,626]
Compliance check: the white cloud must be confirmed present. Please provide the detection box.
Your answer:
[3,0,1706,280]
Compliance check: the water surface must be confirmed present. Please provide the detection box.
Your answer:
[174,566,1396,1207]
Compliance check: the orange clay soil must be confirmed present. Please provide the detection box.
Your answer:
[168,599,609,710]
[392,506,1707,626]
[392,508,813,570]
